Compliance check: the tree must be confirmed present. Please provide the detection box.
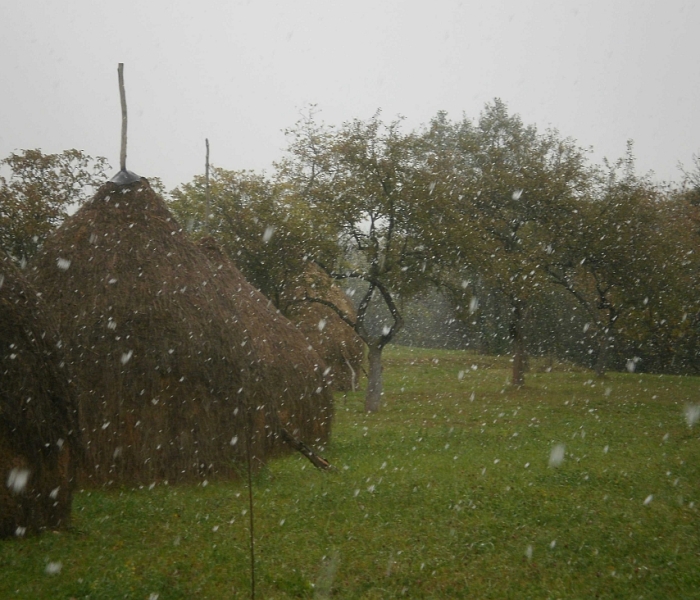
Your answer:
[543,146,690,375]
[169,167,327,308]
[427,101,591,385]
[278,109,439,411]
[0,149,109,261]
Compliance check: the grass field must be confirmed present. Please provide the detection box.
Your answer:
[1,346,699,598]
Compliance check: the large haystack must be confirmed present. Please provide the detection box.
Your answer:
[198,237,333,455]
[28,178,330,485]
[0,256,79,537]
[283,264,364,391]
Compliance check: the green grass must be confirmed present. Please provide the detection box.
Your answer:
[2,346,699,598]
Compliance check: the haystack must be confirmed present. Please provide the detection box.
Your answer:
[0,256,79,537]
[28,178,330,485]
[283,264,364,391]
[198,237,333,455]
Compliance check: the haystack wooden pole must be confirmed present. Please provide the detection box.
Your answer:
[118,63,128,172]
[205,138,211,234]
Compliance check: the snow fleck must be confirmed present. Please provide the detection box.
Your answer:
[643,495,653,505]
[262,226,276,243]
[603,445,609,454]
[230,436,238,446]
[353,489,360,497]
[49,487,60,500]
[279,518,285,526]
[512,189,523,200]
[469,297,479,314]
[56,258,71,271]
[549,444,565,468]
[318,318,327,332]
[45,561,62,575]
[550,540,556,549]
[15,526,26,537]
[7,468,30,494]
[458,370,465,380]
[525,544,533,560]
[120,350,133,365]
[382,326,391,336]
[684,405,700,428]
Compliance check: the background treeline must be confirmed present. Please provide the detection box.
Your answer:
[2,100,699,390]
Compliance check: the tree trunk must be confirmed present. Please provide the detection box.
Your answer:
[365,343,384,412]
[594,333,608,378]
[510,301,526,386]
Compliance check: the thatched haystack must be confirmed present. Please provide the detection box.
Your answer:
[198,237,333,456]
[28,178,330,485]
[0,256,79,537]
[283,264,364,391]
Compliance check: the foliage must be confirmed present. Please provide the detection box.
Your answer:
[0,149,109,260]
[424,101,592,385]
[278,108,441,410]
[169,167,334,309]
[543,145,700,375]
[1,346,699,598]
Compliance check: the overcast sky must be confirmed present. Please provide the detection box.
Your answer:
[1,0,698,190]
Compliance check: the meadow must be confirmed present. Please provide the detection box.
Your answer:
[1,346,699,599]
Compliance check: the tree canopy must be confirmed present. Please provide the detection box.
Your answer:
[0,149,109,261]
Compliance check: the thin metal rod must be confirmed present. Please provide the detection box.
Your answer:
[245,416,256,599]
[205,138,210,234]
[118,63,128,172]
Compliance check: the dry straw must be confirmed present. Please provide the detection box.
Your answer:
[197,236,333,458]
[0,256,79,537]
[29,179,332,485]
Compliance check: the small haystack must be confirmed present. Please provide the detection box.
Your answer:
[283,264,364,391]
[0,256,79,537]
[29,179,329,485]
[198,238,333,456]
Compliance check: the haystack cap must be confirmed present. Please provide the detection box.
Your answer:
[109,169,141,185]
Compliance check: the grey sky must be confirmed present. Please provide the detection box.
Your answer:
[1,0,698,190]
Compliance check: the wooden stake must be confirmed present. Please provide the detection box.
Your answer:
[118,63,128,172]
[109,63,140,185]
[279,428,333,470]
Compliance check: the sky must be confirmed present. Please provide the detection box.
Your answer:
[1,0,698,191]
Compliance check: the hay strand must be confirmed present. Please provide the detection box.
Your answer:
[0,256,79,537]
